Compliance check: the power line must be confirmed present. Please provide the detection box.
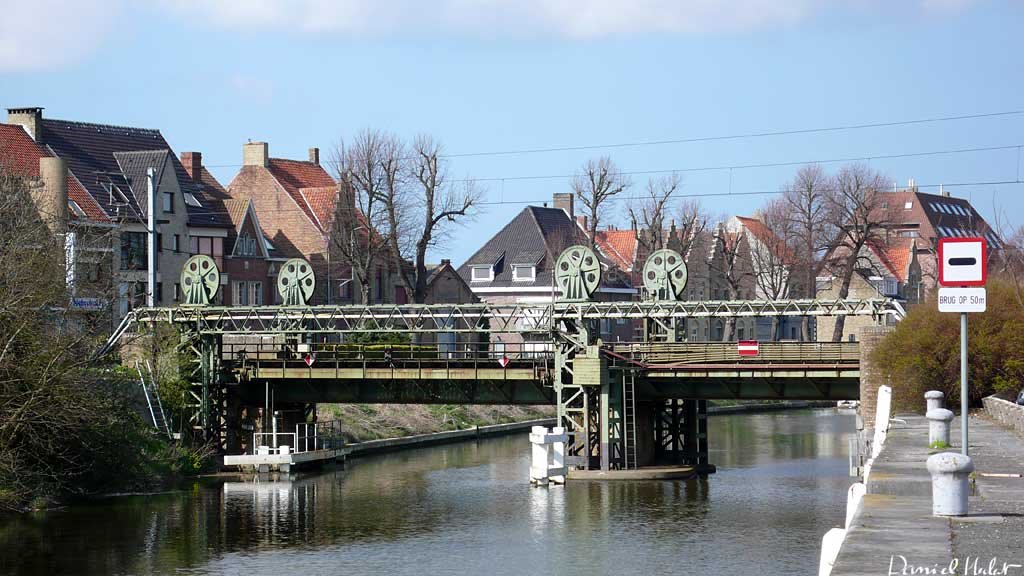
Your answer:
[203,109,1024,167]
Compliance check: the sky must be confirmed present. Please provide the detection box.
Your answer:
[2,0,1022,265]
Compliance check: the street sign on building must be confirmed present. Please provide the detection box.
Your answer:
[737,340,759,356]
[938,238,987,287]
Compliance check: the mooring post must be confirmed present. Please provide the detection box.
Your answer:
[927,452,973,516]
[926,408,954,447]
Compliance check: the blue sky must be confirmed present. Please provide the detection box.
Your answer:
[2,0,1022,265]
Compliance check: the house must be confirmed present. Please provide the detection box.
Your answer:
[727,215,805,340]
[815,238,919,342]
[881,182,999,291]
[225,141,410,305]
[4,107,232,315]
[0,121,113,310]
[458,193,635,348]
[180,151,282,306]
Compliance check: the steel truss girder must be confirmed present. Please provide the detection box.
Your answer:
[109,298,902,341]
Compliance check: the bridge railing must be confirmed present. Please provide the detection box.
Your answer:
[251,420,346,455]
[608,341,861,365]
[223,339,555,370]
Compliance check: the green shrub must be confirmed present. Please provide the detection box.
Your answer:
[872,277,1024,413]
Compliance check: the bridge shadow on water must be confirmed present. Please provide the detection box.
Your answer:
[0,409,856,576]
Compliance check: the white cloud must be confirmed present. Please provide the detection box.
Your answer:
[160,0,821,38]
[0,0,122,71]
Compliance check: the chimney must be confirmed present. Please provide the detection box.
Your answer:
[308,147,320,165]
[553,192,574,220]
[940,184,950,198]
[243,141,269,168]
[180,151,202,180]
[37,157,68,232]
[7,107,44,142]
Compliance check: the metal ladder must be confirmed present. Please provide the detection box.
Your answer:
[137,362,172,438]
[622,370,638,469]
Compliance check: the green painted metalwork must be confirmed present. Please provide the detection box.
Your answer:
[180,255,220,306]
[554,245,602,301]
[278,258,316,306]
[642,248,688,301]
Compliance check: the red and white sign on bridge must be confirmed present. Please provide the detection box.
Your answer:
[737,340,760,357]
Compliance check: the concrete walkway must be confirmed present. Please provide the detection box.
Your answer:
[831,413,1024,575]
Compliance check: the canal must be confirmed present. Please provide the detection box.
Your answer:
[1,408,855,575]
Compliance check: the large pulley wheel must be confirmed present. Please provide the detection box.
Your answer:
[642,248,687,301]
[554,245,602,301]
[278,258,316,306]
[180,254,220,306]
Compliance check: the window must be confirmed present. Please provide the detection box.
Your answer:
[233,281,248,306]
[898,230,918,238]
[903,201,913,210]
[375,269,383,302]
[236,233,258,257]
[249,281,263,306]
[190,236,224,269]
[173,283,180,302]
[338,280,353,300]
[156,282,164,303]
[162,190,174,213]
[173,234,180,253]
[471,266,493,282]
[120,232,147,270]
[512,265,535,282]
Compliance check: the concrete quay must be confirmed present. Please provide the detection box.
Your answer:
[831,413,1024,576]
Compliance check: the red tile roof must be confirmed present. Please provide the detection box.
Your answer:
[0,123,108,222]
[871,237,915,283]
[594,228,638,271]
[735,215,795,264]
[267,158,335,231]
[299,186,338,231]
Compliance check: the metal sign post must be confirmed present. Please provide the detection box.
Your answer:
[937,237,988,457]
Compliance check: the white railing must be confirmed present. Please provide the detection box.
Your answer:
[251,420,345,455]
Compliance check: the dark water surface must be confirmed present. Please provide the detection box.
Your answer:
[1,408,855,575]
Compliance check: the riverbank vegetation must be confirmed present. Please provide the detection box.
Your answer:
[872,275,1024,413]
[0,171,207,512]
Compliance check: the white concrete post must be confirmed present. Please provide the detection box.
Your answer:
[551,426,566,484]
[926,452,973,516]
[845,482,865,528]
[530,426,550,484]
[926,408,954,447]
[818,527,846,576]
[530,426,568,485]
[871,385,892,459]
[925,390,944,413]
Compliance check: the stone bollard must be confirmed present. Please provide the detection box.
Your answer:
[926,409,954,447]
[926,452,974,516]
[925,390,944,412]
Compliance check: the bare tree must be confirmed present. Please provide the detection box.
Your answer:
[781,164,831,340]
[748,200,794,339]
[572,156,630,247]
[710,222,754,341]
[630,173,680,256]
[331,129,393,304]
[400,135,482,303]
[824,163,894,341]
[670,198,710,258]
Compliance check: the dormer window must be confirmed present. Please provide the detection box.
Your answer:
[471,266,493,282]
[512,265,535,282]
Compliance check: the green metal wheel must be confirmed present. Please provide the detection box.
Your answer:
[642,248,687,301]
[554,245,602,301]
[278,258,316,306]
[180,254,220,306]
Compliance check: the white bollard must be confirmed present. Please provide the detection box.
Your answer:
[818,527,846,576]
[529,426,568,485]
[926,452,973,516]
[924,390,944,412]
[926,408,954,447]
[530,426,550,484]
[845,482,865,528]
[279,444,290,456]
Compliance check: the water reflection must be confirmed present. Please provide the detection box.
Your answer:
[0,409,854,576]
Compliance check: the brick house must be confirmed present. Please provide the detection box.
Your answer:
[224,141,423,306]
[3,107,232,316]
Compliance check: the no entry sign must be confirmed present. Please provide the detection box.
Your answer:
[938,238,987,287]
[737,340,759,356]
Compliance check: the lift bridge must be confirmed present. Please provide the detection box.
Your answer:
[102,246,903,473]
